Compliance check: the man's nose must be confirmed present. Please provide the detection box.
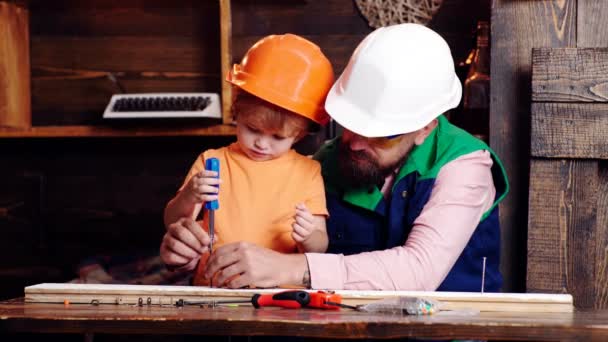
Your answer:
[343,131,368,151]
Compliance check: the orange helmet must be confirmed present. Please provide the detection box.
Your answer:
[227,34,334,125]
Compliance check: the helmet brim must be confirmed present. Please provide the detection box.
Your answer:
[325,76,462,138]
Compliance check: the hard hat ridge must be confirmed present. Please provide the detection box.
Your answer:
[325,23,462,137]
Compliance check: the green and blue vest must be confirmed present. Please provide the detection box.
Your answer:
[315,116,509,291]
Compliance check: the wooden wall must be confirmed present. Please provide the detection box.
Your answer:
[528,50,608,309]
[0,0,490,299]
[492,0,608,295]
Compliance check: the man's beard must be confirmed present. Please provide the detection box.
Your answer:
[338,142,403,188]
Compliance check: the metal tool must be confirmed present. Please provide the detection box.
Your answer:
[204,157,220,253]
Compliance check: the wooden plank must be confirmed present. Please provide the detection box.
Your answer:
[29,1,219,37]
[564,161,598,309]
[527,160,568,294]
[0,1,30,128]
[31,36,220,73]
[220,0,232,125]
[491,0,577,292]
[24,283,574,313]
[597,162,608,309]
[577,0,608,47]
[0,124,235,138]
[531,48,608,102]
[528,159,598,308]
[230,0,370,37]
[531,102,608,159]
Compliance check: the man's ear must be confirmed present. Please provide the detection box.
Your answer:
[413,119,438,145]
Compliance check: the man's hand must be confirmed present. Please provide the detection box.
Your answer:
[204,241,308,288]
[183,170,220,204]
[160,218,210,270]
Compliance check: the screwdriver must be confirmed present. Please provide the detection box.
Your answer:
[204,157,220,253]
[177,290,310,308]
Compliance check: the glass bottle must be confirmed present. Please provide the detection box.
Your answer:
[461,21,490,142]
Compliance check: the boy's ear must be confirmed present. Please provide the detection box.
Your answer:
[294,130,309,142]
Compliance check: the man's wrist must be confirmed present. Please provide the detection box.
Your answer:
[302,267,311,288]
[285,254,311,288]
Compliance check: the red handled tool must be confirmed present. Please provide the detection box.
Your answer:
[176,290,345,310]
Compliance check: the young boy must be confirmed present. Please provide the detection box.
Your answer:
[163,34,335,286]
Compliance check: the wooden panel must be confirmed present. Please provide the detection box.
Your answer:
[491,0,576,292]
[531,102,608,159]
[229,0,486,73]
[0,1,30,128]
[230,0,371,37]
[532,48,608,102]
[527,159,599,308]
[31,36,219,73]
[220,0,232,124]
[29,2,221,127]
[577,0,608,47]
[29,0,219,37]
[595,163,608,309]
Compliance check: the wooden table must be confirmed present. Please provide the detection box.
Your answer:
[1,299,608,341]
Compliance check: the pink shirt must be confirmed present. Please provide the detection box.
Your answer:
[306,150,496,291]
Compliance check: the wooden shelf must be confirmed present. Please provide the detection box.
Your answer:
[0,124,235,138]
[0,1,234,138]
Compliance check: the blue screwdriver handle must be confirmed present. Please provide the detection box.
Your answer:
[204,158,220,210]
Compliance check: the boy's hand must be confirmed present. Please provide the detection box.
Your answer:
[292,203,315,243]
[183,170,220,204]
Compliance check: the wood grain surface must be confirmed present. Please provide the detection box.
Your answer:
[0,1,30,128]
[1,299,606,340]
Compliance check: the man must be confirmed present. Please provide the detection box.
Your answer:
[160,23,509,292]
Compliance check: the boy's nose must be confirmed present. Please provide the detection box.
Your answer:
[254,136,269,149]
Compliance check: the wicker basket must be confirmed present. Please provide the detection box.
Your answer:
[355,0,443,27]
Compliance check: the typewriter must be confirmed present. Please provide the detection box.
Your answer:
[102,93,221,120]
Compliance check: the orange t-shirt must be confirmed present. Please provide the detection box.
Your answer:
[180,143,328,285]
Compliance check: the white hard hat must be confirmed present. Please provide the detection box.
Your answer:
[325,23,462,137]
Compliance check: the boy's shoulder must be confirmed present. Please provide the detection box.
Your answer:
[291,150,321,169]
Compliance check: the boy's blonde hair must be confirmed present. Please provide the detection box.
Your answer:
[233,91,311,140]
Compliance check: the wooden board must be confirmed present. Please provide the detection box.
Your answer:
[528,46,608,310]
[24,283,573,313]
[490,0,577,293]
[0,1,30,128]
[532,48,608,102]
[531,102,608,159]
